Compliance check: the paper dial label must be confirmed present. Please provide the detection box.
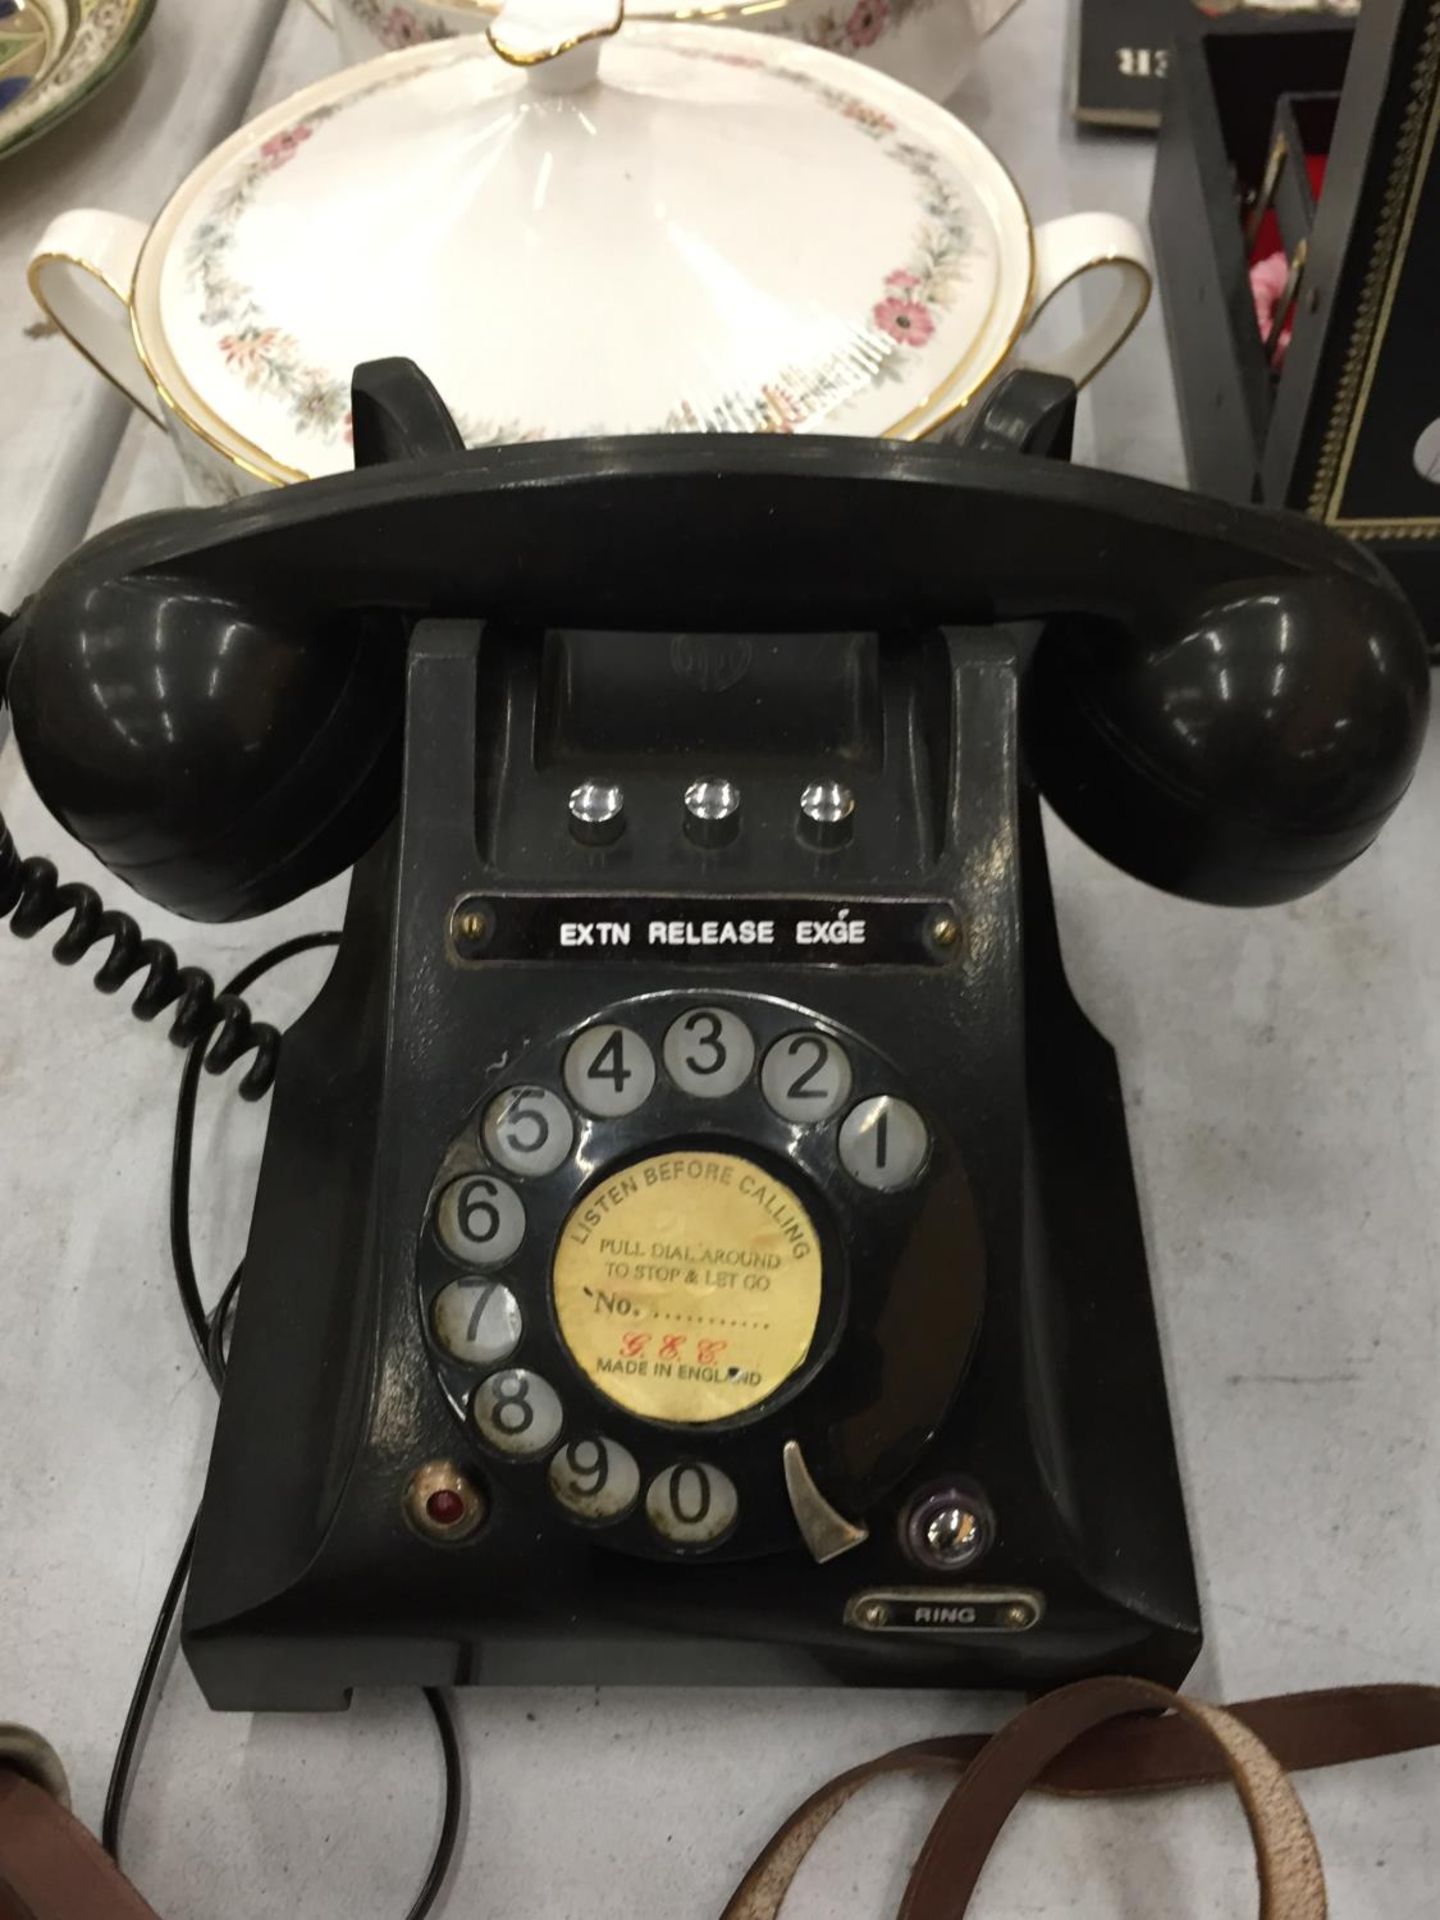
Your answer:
[552,1151,823,1423]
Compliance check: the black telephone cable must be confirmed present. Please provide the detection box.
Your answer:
[100,934,465,1918]
[2,609,463,1914]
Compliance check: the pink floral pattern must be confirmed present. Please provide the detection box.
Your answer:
[259,125,312,166]
[342,0,451,51]
[183,78,527,453]
[185,47,976,453]
[873,295,934,347]
[845,0,889,48]
[843,99,896,134]
[339,0,943,60]
[794,0,943,61]
[219,327,283,373]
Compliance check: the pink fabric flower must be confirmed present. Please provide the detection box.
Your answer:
[260,125,312,167]
[873,295,934,347]
[1250,250,1294,364]
[846,0,889,48]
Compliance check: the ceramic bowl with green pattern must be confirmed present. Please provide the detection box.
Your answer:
[0,0,156,163]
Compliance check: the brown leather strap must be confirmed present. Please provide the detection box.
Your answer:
[722,1681,1440,1920]
[4,1682,1438,1918]
[0,1773,161,1920]
[1024,1683,1440,1796]
[897,1680,1325,1919]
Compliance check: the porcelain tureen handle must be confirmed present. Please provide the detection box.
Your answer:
[488,0,624,90]
[27,212,162,426]
[1020,212,1153,391]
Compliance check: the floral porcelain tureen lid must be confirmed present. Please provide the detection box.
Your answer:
[132,0,1040,480]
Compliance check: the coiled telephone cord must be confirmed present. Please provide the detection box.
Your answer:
[0,825,282,1100]
[0,611,279,1098]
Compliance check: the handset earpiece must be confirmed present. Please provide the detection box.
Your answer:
[1023,564,1430,906]
[4,361,461,922]
[7,577,405,922]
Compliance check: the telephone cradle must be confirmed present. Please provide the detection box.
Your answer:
[0,365,1427,1711]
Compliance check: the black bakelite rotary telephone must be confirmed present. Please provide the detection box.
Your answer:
[0,362,1427,1707]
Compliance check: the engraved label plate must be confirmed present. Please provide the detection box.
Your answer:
[551,1150,823,1423]
[844,1588,1045,1634]
[453,897,955,966]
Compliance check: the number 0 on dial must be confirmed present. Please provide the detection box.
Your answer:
[645,1462,739,1547]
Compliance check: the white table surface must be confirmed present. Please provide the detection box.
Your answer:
[1,2,1436,1916]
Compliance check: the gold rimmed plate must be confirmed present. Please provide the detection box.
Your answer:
[0,0,156,163]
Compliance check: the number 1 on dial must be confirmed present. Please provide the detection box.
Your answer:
[837,1096,929,1191]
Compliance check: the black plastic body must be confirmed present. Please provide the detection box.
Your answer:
[183,617,1201,1706]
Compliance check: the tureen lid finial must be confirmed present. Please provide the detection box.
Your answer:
[488,0,624,89]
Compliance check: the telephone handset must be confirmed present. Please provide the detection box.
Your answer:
[2,364,1426,924]
[0,364,1427,1704]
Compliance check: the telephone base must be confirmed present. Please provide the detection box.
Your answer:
[182,623,1199,1708]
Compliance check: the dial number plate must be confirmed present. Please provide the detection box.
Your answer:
[418,992,958,1564]
[432,1279,523,1366]
[645,1463,739,1547]
[663,1007,755,1098]
[473,1368,563,1456]
[436,1175,525,1266]
[549,1435,641,1522]
[564,1024,657,1117]
[839,1096,930,1190]
[761,1031,852,1122]
[483,1086,574,1176]
[551,1150,823,1424]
